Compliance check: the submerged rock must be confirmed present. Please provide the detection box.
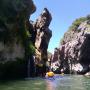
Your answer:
[84,72,90,76]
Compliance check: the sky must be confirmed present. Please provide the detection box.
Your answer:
[31,0,90,53]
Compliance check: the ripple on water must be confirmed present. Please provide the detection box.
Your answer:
[0,75,90,90]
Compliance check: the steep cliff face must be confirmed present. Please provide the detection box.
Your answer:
[0,0,52,78]
[59,16,90,74]
[33,8,52,76]
[0,42,24,62]
[0,0,36,60]
[0,0,36,78]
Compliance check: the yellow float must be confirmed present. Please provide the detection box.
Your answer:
[46,71,54,77]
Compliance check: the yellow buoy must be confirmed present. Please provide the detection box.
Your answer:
[46,71,54,77]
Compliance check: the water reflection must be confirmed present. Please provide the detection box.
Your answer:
[45,75,90,90]
[46,81,53,90]
[46,76,63,90]
[0,75,90,90]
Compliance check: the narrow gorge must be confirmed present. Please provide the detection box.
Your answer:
[0,0,90,79]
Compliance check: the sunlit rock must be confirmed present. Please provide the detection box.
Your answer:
[34,8,52,76]
[58,18,90,74]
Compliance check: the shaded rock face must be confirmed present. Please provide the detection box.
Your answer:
[52,48,60,62]
[0,0,36,78]
[0,0,36,62]
[0,0,52,78]
[0,42,24,62]
[0,0,36,19]
[33,8,52,76]
[59,20,90,74]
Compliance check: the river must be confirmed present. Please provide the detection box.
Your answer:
[0,75,90,90]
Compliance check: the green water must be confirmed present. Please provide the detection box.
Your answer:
[0,75,90,90]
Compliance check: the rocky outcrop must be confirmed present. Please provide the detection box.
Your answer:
[50,48,60,73]
[33,8,52,76]
[84,71,90,77]
[0,0,36,61]
[0,0,36,79]
[0,42,24,62]
[0,0,52,78]
[59,18,90,74]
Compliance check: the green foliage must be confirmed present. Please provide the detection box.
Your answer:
[69,17,87,31]
[28,42,35,55]
[25,41,35,56]
[17,16,35,56]
[59,16,90,45]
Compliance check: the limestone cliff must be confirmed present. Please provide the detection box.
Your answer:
[0,0,52,78]
[51,16,90,74]
[58,16,90,74]
[0,0,36,79]
[33,8,52,76]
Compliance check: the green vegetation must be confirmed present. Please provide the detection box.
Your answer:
[60,15,90,45]
[69,17,86,31]
[17,15,35,56]
[68,15,90,31]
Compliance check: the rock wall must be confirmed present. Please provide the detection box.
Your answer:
[0,0,52,78]
[0,42,24,62]
[33,8,52,76]
[0,0,36,79]
[51,48,60,73]
[59,18,90,74]
[0,0,36,61]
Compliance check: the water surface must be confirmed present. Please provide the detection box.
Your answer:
[0,75,90,90]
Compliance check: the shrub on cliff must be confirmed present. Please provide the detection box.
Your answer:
[69,17,86,31]
[60,16,90,44]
